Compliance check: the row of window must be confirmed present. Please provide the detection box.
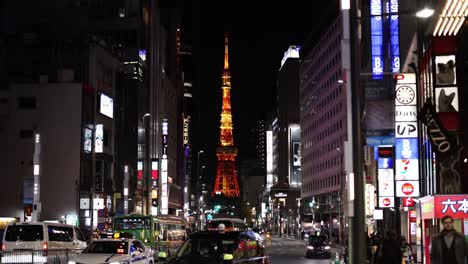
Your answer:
[303,173,341,194]
[307,155,342,175]
[308,139,343,161]
[314,120,344,143]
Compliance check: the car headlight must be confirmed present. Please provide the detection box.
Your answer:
[324,246,331,250]
[68,262,76,264]
[307,246,314,250]
[109,262,121,264]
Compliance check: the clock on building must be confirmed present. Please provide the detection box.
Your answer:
[396,85,415,105]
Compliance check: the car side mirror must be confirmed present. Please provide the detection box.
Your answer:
[223,253,234,261]
[158,251,168,260]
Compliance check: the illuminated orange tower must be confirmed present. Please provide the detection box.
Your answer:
[213,33,240,198]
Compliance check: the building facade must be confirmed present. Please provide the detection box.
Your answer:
[299,16,345,241]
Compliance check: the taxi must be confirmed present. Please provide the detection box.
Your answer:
[68,235,154,264]
[158,230,268,263]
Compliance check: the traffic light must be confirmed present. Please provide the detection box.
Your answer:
[214,205,221,212]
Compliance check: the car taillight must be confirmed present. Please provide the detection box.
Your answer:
[42,242,48,256]
[2,244,5,251]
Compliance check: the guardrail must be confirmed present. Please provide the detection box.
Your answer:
[0,249,77,264]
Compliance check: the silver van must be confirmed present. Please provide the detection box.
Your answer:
[2,222,87,252]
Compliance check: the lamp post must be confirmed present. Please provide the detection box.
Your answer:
[196,150,204,229]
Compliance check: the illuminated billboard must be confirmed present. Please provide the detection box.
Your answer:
[396,181,420,197]
[378,169,394,196]
[95,124,104,153]
[83,127,92,153]
[435,87,459,112]
[99,93,114,118]
[370,0,383,79]
[289,126,301,185]
[435,55,456,86]
[394,73,419,197]
[266,131,273,173]
[161,119,169,215]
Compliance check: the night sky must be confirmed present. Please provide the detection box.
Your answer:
[184,1,340,182]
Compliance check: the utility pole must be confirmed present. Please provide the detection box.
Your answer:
[349,0,366,263]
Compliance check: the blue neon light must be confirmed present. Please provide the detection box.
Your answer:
[378,157,393,169]
[371,0,383,80]
[390,0,400,73]
[395,138,419,160]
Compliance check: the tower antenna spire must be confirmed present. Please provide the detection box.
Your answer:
[214,32,240,198]
[224,32,229,70]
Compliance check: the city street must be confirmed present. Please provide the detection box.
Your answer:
[266,237,336,264]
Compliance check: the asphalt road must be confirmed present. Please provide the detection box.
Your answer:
[266,237,337,264]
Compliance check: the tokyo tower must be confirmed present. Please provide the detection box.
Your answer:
[213,33,240,198]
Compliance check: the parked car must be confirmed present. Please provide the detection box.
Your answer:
[305,234,331,258]
[158,230,268,263]
[68,237,154,264]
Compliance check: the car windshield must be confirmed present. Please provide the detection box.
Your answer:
[83,241,129,254]
[308,235,328,245]
[176,237,238,258]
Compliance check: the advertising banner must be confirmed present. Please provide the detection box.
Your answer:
[434,195,468,219]
[418,98,461,161]
[396,180,420,197]
[379,197,395,208]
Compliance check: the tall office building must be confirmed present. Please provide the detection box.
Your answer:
[299,15,344,235]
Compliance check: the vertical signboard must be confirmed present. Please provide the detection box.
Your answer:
[289,126,301,186]
[183,117,190,150]
[161,119,169,215]
[377,146,394,208]
[394,73,419,197]
[389,0,400,73]
[266,131,273,189]
[370,0,383,80]
[95,124,104,153]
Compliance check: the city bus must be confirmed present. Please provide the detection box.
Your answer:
[113,214,189,251]
[206,217,246,231]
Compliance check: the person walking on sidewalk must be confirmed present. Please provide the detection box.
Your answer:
[400,236,413,264]
[430,215,468,264]
[381,231,401,264]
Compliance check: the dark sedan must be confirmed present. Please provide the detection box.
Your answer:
[305,235,331,258]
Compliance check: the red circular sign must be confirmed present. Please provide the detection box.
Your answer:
[402,183,414,195]
[383,198,391,206]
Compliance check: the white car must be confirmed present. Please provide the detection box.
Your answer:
[68,238,154,264]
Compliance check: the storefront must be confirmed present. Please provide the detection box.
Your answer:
[420,194,468,264]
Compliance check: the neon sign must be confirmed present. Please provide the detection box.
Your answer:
[371,0,383,79]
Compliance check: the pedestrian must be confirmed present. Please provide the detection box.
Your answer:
[371,231,383,264]
[400,236,413,264]
[430,215,468,264]
[381,231,401,264]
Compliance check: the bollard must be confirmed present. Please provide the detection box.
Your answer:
[334,252,340,264]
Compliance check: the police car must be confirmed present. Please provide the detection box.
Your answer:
[68,236,154,264]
